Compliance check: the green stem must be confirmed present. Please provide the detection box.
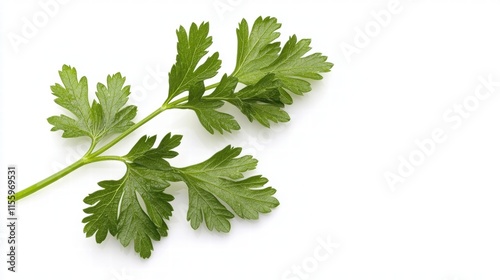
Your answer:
[15,81,220,201]
[205,82,219,91]
[167,96,188,108]
[16,158,88,200]
[15,107,164,201]
[164,82,219,108]
[92,156,126,163]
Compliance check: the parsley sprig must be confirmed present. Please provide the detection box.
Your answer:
[15,16,333,258]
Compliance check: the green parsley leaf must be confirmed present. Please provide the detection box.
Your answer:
[82,134,181,258]
[83,134,278,257]
[232,16,333,104]
[178,16,332,133]
[167,22,222,102]
[176,146,279,232]
[47,65,137,142]
[230,73,289,127]
[95,73,137,136]
[260,35,333,96]
[233,16,282,83]
[181,73,289,132]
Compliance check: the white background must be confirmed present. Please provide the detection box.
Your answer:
[1,0,500,279]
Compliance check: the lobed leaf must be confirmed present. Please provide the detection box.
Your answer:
[47,65,137,142]
[232,17,333,104]
[82,134,181,258]
[177,146,279,232]
[233,16,282,82]
[168,22,221,101]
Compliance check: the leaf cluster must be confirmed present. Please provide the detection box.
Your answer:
[44,16,333,258]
